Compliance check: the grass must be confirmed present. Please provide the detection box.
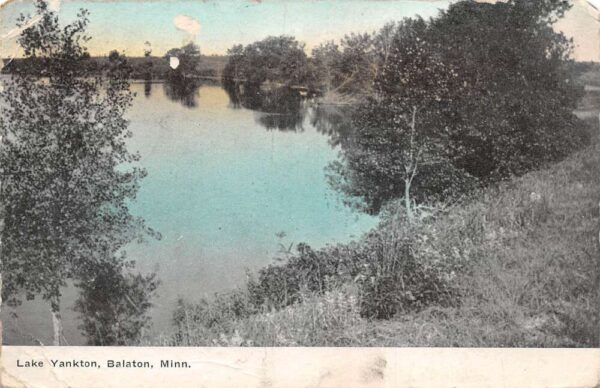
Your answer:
[370,136,599,347]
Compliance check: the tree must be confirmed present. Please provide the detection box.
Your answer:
[329,18,472,218]
[329,1,588,216]
[310,41,342,93]
[164,42,201,76]
[336,33,376,96]
[222,36,309,87]
[222,44,245,81]
[0,0,158,345]
[430,0,586,180]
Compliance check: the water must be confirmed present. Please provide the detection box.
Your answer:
[1,80,378,345]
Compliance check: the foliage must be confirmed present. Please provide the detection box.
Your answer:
[164,42,202,77]
[246,243,346,310]
[171,289,256,345]
[73,255,160,345]
[335,33,376,95]
[431,0,587,180]
[167,285,367,347]
[329,1,588,216]
[310,41,343,93]
[353,214,463,319]
[222,36,309,86]
[0,0,158,344]
[329,18,477,216]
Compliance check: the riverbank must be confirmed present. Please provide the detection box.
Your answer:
[153,118,599,347]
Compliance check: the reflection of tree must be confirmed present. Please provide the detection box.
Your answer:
[309,105,354,147]
[223,82,307,131]
[223,80,242,109]
[163,73,201,108]
[144,74,152,97]
[74,256,159,345]
[256,111,305,132]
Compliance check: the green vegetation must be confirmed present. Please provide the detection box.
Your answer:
[221,1,588,219]
[222,36,310,87]
[0,0,159,345]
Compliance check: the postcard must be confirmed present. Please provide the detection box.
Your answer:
[0,0,598,387]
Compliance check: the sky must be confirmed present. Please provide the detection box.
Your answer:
[0,0,598,60]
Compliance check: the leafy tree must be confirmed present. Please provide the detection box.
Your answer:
[164,42,201,76]
[310,41,342,93]
[329,18,473,217]
[330,1,587,216]
[222,36,309,87]
[430,0,586,180]
[0,0,158,345]
[336,33,376,96]
[222,44,245,82]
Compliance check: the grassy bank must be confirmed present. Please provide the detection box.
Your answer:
[154,119,598,347]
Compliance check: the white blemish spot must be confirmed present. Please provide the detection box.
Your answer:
[169,56,180,69]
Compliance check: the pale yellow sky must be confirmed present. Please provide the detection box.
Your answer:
[0,0,598,60]
[555,0,600,61]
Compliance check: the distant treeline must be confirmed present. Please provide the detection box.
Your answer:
[1,53,228,80]
[570,61,600,87]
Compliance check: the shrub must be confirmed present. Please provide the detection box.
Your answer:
[246,243,347,310]
[171,288,255,346]
[353,209,465,319]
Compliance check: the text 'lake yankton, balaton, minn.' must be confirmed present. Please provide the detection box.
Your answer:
[16,359,192,369]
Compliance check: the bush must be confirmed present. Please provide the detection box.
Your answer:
[170,286,370,347]
[246,243,347,310]
[171,288,256,346]
[353,208,466,319]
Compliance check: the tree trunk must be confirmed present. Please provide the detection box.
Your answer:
[51,305,63,346]
[404,178,413,223]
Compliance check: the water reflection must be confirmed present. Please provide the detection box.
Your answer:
[150,79,353,141]
[163,73,202,108]
[144,76,152,97]
[308,104,355,148]
[223,82,308,132]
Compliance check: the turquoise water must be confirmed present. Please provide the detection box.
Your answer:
[127,82,378,332]
[2,81,377,344]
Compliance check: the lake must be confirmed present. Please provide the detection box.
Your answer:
[1,80,378,345]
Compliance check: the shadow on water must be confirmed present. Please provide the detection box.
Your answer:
[163,73,202,108]
[144,75,152,97]
[223,81,309,132]
[308,104,355,148]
